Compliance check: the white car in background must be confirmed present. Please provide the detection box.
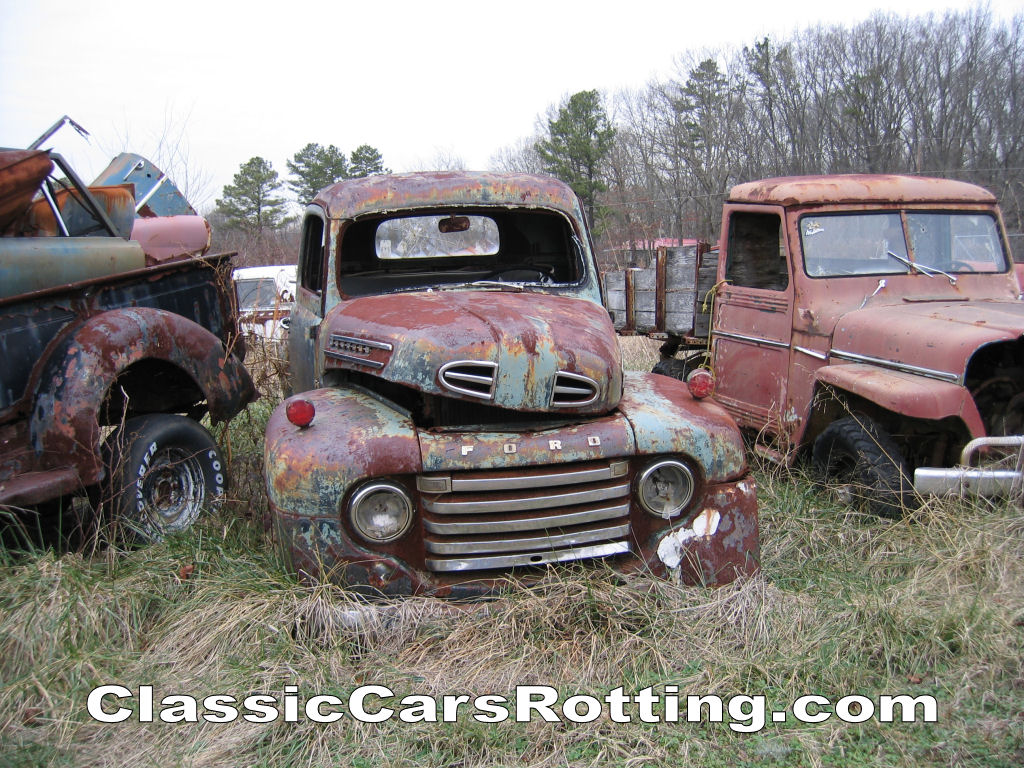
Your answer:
[233,265,297,343]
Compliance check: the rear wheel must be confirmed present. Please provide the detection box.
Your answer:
[103,414,226,542]
[812,415,912,517]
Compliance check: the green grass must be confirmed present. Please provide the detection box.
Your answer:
[1,344,1022,767]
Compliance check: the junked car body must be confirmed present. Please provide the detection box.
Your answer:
[233,265,296,343]
[265,171,758,597]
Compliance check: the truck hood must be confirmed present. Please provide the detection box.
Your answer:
[322,290,622,413]
[832,300,1024,379]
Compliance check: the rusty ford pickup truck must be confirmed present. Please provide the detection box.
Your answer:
[0,143,254,542]
[616,174,1024,513]
[265,172,758,596]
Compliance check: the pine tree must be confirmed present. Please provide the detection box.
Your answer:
[214,157,289,235]
[535,90,616,227]
[349,144,390,178]
[286,143,350,203]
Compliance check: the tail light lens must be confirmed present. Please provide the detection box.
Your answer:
[686,368,715,399]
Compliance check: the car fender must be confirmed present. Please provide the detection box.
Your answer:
[265,386,422,519]
[617,371,747,483]
[814,363,985,437]
[30,307,255,481]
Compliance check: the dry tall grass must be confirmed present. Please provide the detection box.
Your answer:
[1,344,1022,767]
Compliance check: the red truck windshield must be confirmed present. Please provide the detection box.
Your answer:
[800,211,1007,278]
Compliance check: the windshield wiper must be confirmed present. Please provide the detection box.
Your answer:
[886,250,957,284]
[436,280,525,292]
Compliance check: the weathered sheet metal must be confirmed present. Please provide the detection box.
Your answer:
[266,372,757,595]
[324,291,621,414]
[130,215,211,264]
[0,237,146,299]
[316,171,588,223]
[271,170,758,593]
[729,174,997,206]
[93,153,197,217]
[29,307,254,484]
[830,301,1024,377]
[0,150,52,232]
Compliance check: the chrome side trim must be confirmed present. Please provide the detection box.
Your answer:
[423,483,630,515]
[794,346,828,361]
[329,333,394,352]
[829,349,961,384]
[425,522,631,555]
[551,371,599,407]
[713,330,791,350]
[324,350,385,369]
[425,541,631,572]
[423,502,630,535]
[438,360,498,400]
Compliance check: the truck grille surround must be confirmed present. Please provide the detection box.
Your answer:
[417,459,632,572]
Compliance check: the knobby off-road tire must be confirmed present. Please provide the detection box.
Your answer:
[812,415,912,517]
[104,414,227,542]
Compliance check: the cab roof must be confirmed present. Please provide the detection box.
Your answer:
[729,174,997,206]
[313,171,585,221]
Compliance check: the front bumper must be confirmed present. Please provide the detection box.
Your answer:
[914,436,1024,498]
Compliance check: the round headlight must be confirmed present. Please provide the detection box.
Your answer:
[637,460,695,519]
[349,482,414,543]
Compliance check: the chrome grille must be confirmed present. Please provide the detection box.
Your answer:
[551,372,599,407]
[439,360,497,400]
[418,460,632,572]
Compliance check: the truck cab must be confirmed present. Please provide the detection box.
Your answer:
[266,172,759,596]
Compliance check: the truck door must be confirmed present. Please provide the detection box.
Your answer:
[711,206,794,444]
[288,210,327,394]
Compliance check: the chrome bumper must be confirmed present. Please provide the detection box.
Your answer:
[913,436,1024,498]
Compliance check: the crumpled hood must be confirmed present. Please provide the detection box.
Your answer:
[323,290,622,413]
[832,300,1024,377]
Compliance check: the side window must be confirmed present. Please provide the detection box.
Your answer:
[725,211,788,291]
[299,214,326,293]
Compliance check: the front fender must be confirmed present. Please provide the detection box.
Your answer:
[265,387,422,519]
[618,372,747,482]
[815,363,985,438]
[30,307,255,480]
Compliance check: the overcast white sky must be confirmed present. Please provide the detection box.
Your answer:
[2,0,1021,211]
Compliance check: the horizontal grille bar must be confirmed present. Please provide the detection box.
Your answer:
[425,541,631,573]
[422,502,630,535]
[423,482,629,515]
[419,459,633,574]
[419,460,628,494]
[425,521,630,555]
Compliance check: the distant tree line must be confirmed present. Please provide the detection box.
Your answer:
[495,7,1024,267]
[211,143,388,265]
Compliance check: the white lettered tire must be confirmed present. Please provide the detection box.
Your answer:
[105,414,226,541]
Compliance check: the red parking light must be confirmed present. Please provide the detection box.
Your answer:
[686,368,715,399]
[286,398,316,427]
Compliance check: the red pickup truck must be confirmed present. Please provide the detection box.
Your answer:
[608,174,1024,513]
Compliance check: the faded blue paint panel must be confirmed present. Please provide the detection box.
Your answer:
[618,371,747,482]
[92,153,196,217]
[265,387,422,518]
